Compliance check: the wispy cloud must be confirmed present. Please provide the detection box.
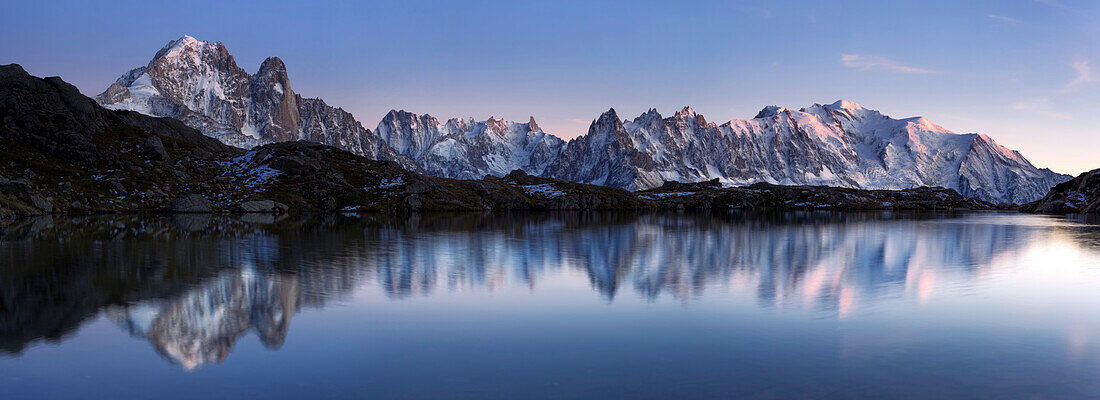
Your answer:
[1062,60,1098,93]
[987,14,1024,24]
[840,54,938,74]
[1011,97,1073,119]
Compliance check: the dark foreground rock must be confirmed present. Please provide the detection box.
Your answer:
[1020,169,1100,213]
[237,200,289,213]
[637,180,995,211]
[168,194,212,213]
[0,64,998,217]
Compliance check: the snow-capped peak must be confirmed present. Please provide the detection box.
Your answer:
[810,100,884,122]
[167,35,201,50]
[827,99,865,111]
[753,105,789,119]
[152,35,211,62]
[901,116,950,133]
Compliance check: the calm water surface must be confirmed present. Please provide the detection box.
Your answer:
[2,212,1100,399]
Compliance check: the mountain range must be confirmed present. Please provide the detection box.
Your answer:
[96,35,1070,204]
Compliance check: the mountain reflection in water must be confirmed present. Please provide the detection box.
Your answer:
[1,211,1098,371]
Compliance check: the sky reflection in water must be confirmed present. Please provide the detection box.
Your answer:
[1,212,1100,399]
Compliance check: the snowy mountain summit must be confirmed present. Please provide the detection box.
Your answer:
[98,36,1068,204]
[96,35,415,167]
[545,102,1069,204]
[96,35,559,177]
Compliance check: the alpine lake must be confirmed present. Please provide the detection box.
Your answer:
[2,211,1100,399]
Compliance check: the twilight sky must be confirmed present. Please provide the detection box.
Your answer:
[1,0,1097,174]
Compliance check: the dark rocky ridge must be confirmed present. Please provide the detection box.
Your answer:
[1021,169,1100,213]
[637,180,995,211]
[0,65,1000,218]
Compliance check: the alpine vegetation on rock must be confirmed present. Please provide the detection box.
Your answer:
[96,35,414,169]
[545,102,1069,204]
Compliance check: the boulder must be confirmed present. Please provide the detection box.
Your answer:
[139,136,171,163]
[404,194,422,210]
[237,200,289,213]
[168,194,212,213]
[0,176,52,213]
[108,180,125,194]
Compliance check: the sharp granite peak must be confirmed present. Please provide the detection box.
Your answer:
[96,35,413,169]
[97,36,1070,204]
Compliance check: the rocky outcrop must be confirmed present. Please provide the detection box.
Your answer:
[1,63,236,216]
[1021,169,1100,213]
[654,178,721,192]
[0,175,51,216]
[638,182,995,211]
[237,200,289,213]
[139,136,171,162]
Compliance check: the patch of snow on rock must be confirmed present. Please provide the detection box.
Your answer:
[521,183,565,198]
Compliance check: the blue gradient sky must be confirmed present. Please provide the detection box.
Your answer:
[1,0,1097,174]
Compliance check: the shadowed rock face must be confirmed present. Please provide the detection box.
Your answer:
[1021,169,1100,213]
